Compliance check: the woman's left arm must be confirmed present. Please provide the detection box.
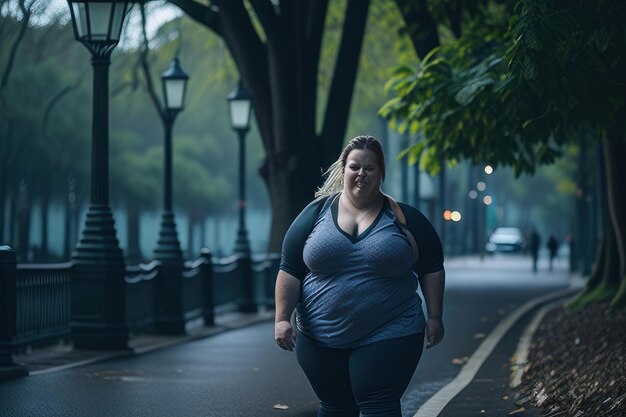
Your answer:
[418,269,445,348]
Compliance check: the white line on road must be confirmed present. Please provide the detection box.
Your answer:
[413,286,580,417]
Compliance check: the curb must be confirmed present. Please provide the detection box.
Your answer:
[508,296,576,388]
[413,285,582,417]
[24,310,275,377]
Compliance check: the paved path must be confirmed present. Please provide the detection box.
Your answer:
[0,254,574,417]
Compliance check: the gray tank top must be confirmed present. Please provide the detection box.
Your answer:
[295,203,425,348]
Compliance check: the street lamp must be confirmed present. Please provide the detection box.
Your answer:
[227,80,256,313]
[227,80,252,256]
[153,57,189,334]
[67,0,130,350]
[154,57,189,264]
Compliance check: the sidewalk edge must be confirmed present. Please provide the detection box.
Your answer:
[412,285,581,417]
[508,296,576,388]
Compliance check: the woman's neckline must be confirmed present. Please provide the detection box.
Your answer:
[340,191,384,213]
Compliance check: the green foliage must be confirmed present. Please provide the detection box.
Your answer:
[508,0,626,135]
[0,10,91,202]
[172,134,233,216]
[108,9,245,215]
[0,5,246,225]
[110,130,161,210]
[380,0,626,175]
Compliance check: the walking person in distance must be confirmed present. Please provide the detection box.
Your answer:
[547,234,559,271]
[274,135,446,417]
[529,229,541,273]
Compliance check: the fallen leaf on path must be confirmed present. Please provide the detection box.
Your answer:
[474,332,487,339]
[503,395,509,400]
[273,404,289,410]
[479,410,486,413]
[509,407,526,415]
[535,388,548,406]
[452,357,467,365]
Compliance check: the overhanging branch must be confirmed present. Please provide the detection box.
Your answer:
[167,0,222,36]
[320,0,370,165]
[139,4,165,123]
[248,0,277,40]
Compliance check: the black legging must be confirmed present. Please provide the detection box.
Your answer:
[296,332,424,417]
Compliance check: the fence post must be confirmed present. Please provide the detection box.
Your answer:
[200,248,214,326]
[0,246,27,380]
[264,255,279,309]
[238,254,257,313]
[153,261,186,335]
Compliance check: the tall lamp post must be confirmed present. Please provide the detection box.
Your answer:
[155,58,188,263]
[227,80,252,256]
[67,0,130,350]
[227,80,256,312]
[153,57,189,334]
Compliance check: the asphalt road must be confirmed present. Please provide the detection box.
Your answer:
[0,254,571,417]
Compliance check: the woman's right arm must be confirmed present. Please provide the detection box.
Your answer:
[274,270,301,351]
[274,195,331,351]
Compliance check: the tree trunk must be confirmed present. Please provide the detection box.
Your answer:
[569,212,620,309]
[393,0,440,58]
[187,216,194,259]
[0,173,6,243]
[603,132,626,308]
[170,0,370,252]
[39,192,50,260]
[200,217,206,249]
[126,203,142,263]
[569,135,624,309]
[63,175,78,260]
[17,181,31,262]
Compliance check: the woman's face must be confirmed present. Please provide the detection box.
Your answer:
[343,149,382,199]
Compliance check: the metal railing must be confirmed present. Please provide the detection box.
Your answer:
[0,246,280,368]
[15,262,72,346]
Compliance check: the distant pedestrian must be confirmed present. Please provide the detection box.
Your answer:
[529,229,541,273]
[547,235,559,271]
[274,135,446,417]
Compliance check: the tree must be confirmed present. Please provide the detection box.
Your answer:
[110,131,161,261]
[0,0,44,244]
[381,0,626,307]
[0,2,91,259]
[165,0,374,250]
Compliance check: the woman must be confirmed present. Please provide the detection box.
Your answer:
[275,135,445,417]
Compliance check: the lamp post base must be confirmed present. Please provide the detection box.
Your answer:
[234,229,251,256]
[234,231,256,313]
[71,205,128,350]
[154,211,185,335]
[154,211,183,263]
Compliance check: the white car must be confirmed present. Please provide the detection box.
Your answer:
[485,227,525,253]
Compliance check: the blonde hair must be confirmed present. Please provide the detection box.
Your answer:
[315,135,386,197]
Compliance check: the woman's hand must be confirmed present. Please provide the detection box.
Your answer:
[426,318,444,349]
[275,320,296,351]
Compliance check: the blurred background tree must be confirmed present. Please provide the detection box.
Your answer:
[381,0,625,307]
